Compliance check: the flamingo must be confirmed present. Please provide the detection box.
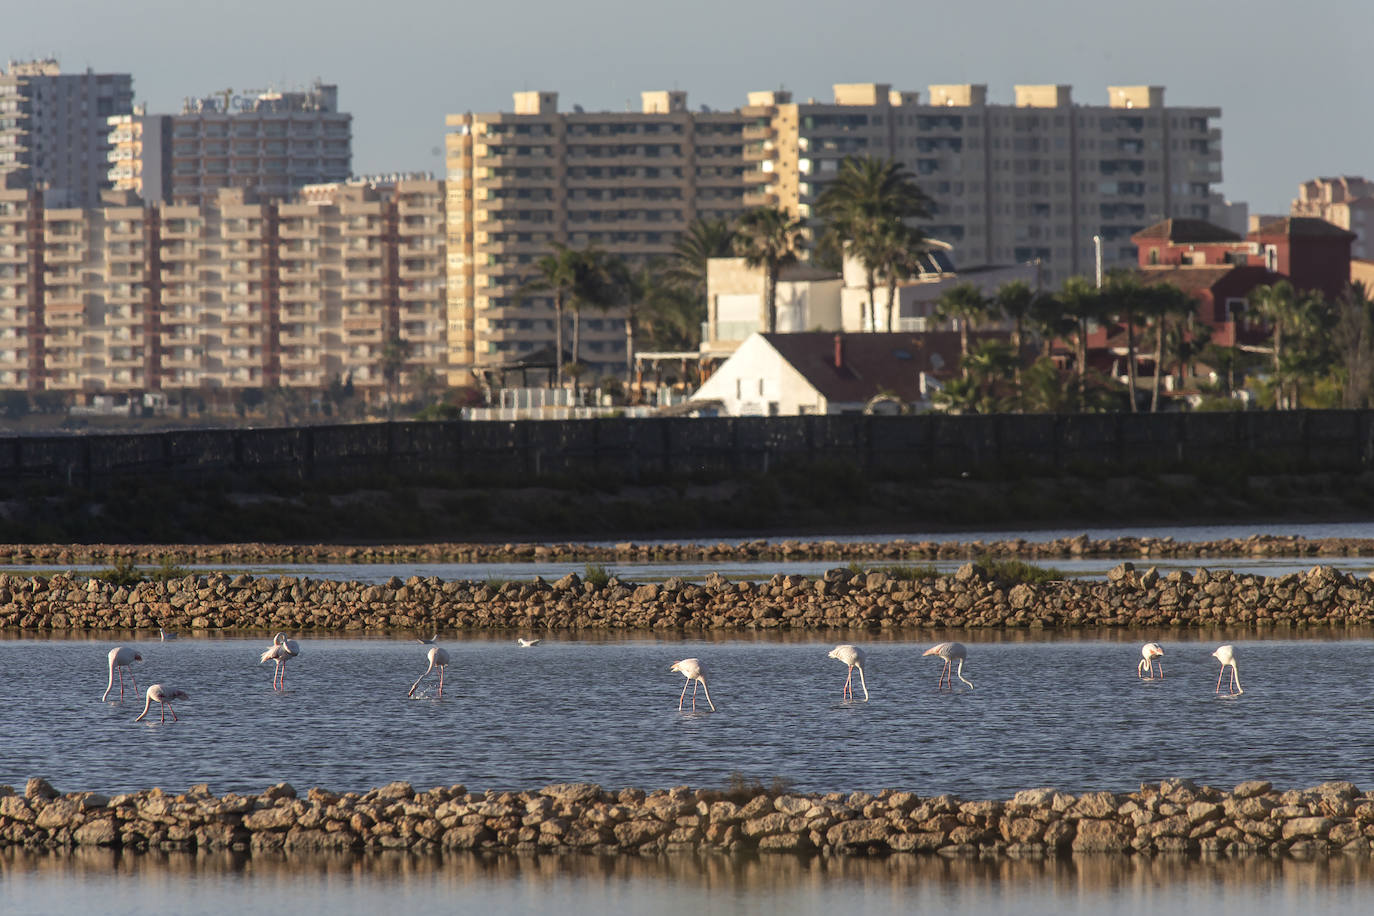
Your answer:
[159,627,178,641]
[103,646,142,701]
[1138,642,1164,680]
[827,645,869,701]
[517,637,541,648]
[135,684,188,723]
[923,642,974,690]
[1213,645,1243,695]
[408,646,451,697]
[670,658,715,711]
[416,632,437,645]
[260,632,300,691]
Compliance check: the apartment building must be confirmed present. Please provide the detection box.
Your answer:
[151,82,351,206]
[1291,176,1374,261]
[107,108,171,202]
[0,59,134,208]
[0,176,443,403]
[445,90,752,384]
[743,83,1225,286]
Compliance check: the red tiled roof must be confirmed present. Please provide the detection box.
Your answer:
[1136,265,1236,294]
[762,331,1007,404]
[1131,219,1243,245]
[1250,216,1357,240]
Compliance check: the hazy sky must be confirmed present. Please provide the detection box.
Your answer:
[12,0,1368,214]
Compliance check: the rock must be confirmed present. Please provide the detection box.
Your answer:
[25,778,58,801]
[1282,817,1334,839]
[825,819,891,848]
[1233,780,1273,798]
[1072,818,1130,852]
[541,783,602,804]
[74,818,119,845]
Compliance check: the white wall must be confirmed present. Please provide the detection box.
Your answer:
[692,334,826,416]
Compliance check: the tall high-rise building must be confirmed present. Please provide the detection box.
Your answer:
[744,83,1224,286]
[444,90,752,383]
[0,60,134,208]
[153,81,351,206]
[107,108,171,203]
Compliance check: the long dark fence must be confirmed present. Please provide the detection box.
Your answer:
[4,411,1374,488]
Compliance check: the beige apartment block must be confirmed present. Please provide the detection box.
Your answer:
[0,60,134,209]
[160,82,351,206]
[744,82,1224,286]
[107,109,170,202]
[445,91,752,384]
[1292,176,1374,261]
[0,188,42,390]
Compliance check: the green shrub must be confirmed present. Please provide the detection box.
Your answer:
[972,556,1065,585]
[583,563,613,588]
[148,556,189,582]
[93,556,143,587]
[723,772,796,802]
[885,563,942,581]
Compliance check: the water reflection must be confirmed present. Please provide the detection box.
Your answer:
[4,847,1371,915]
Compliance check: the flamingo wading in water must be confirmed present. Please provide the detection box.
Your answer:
[103,646,142,701]
[135,684,188,723]
[517,637,541,648]
[260,633,300,690]
[827,645,869,701]
[1213,645,1243,695]
[408,646,451,697]
[1138,643,1164,680]
[923,642,974,690]
[670,658,715,711]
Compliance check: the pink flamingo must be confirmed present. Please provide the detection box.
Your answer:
[103,646,142,701]
[1137,643,1164,680]
[827,645,869,701]
[923,642,974,690]
[408,646,451,697]
[135,684,188,723]
[1213,645,1243,695]
[669,658,715,711]
[260,632,300,690]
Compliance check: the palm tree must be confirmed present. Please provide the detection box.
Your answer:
[1100,271,1154,412]
[666,217,736,301]
[815,157,932,331]
[732,207,806,334]
[521,243,616,387]
[872,222,928,332]
[935,282,991,374]
[1248,279,1327,408]
[1140,282,1195,412]
[992,280,1041,358]
[1057,276,1106,398]
[379,333,408,416]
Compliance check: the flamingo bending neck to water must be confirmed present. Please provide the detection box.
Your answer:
[260,632,300,690]
[924,642,974,690]
[1137,643,1164,680]
[1213,645,1243,695]
[408,646,451,697]
[103,646,142,701]
[135,684,187,723]
[827,645,869,701]
[670,658,715,711]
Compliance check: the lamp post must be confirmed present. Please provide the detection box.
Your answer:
[1093,234,1103,289]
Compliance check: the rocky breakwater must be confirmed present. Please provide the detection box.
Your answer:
[2,560,1374,633]
[1,533,1373,567]
[5,777,1374,859]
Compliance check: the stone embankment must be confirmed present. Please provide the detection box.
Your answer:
[1,561,1372,632]
[4,777,1372,859]
[1,534,1373,567]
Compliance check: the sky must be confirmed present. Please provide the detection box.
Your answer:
[10,0,1369,215]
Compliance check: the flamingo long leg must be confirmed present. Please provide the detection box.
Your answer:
[690,680,700,710]
[167,703,177,722]
[438,667,445,697]
[843,669,854,699]
[698,679,715,711]
[678,680,689,710]
[1215,667,1225,693]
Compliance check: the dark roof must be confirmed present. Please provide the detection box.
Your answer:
[1136,265,1237,294]
[761,331,1006,404]
[1250,216,1357,240]
[1131,219,1242,245]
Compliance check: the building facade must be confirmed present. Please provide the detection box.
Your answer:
[1291,176,1374,261]
[107,109,171,203]
[444,90,753,384]
[0,177,443,403]
[149,82,351,206]
[743,83,1224,286]
[0,60,134,208]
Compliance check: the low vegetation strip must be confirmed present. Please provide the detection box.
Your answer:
[0,562,1368,632]
[3,776,1370,859]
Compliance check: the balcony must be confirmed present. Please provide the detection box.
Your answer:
[279,351,322,369]
[105,308,145,326]
[399,287,442,303]
[45,246,84,264]
[279,285,320,303]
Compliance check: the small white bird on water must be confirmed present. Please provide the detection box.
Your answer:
[408,646,451,697]
[670,658,715,711]
[103,646,142,701]
[158,627,178,641]
[1137,643,1164,680]
[135,684,188,723]
[517,637,541,648]
[260,632,301,691]
[1213,645,1243,695]
[827,645,869,701]
[923,642,974,690]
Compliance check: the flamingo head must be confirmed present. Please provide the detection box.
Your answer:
[133,652,144,662]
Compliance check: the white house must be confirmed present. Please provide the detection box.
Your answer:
[691,330,975,416]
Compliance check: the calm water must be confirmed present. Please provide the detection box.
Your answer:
[5,633,1372,798]
[3,846,1371,916]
